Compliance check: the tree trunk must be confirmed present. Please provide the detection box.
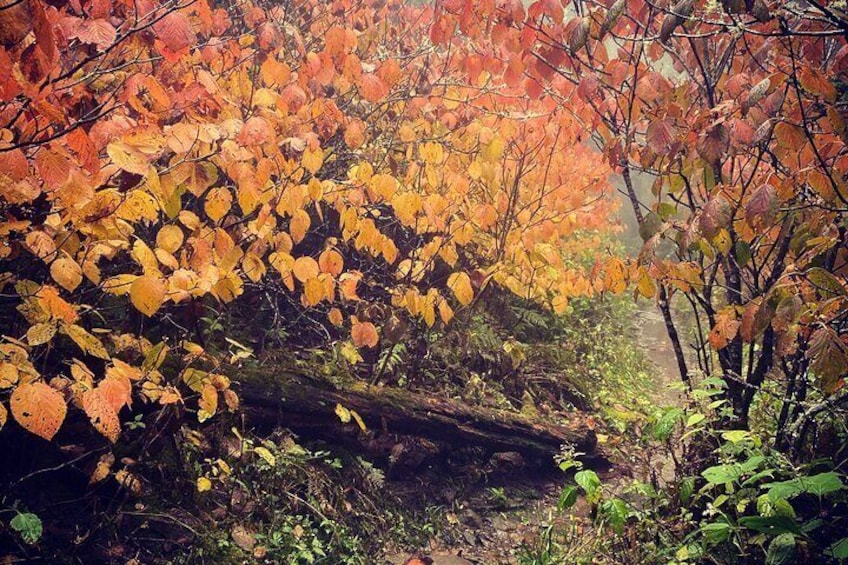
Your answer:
[236,369,597,462]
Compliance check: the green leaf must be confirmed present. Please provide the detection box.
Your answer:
[703,463,739,485]
[558,486,579,511]
[734,240,752,267]
[826,537,848,559]
[686,413,705,427]
[649,407,684,441]
[679,476,694,505]
[700,521,732,544]
[600,498,629,534]
[739,516,802,536]
[722,429,754,444]
[10,512,43,544]
[807,267,847,297]
[575,470,602,503]
[765,533,796,565]
[763,472,844,500]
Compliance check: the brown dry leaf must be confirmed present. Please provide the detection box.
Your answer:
[231,525,256,551]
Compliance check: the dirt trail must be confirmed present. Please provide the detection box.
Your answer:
[633,305,684,407]
[383,304,686,564]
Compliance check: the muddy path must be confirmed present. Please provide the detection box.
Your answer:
[380,303,685,564]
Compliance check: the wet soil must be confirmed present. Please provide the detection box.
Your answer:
[382,303,684,564]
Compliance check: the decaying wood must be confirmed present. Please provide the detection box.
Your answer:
[236,368,596,463]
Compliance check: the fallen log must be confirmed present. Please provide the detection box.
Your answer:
[236,368,596,462]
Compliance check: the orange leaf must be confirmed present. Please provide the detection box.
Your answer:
[359,74,387,103]
[292,256,320,283]
[709,307,741,350]
[82,388,121,442]
[319,249,344,276]
[351,320,379,348]
[328,307,344,326]
[98,376,132,412]
[10,382,67,441]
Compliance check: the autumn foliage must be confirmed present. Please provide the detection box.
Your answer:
[0,0,616,444]
[432,0,848,438]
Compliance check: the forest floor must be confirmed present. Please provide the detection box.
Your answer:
[381,304,683,565]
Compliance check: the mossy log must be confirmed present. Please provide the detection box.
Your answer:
[236,368,596,461]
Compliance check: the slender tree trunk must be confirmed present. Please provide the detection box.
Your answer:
[622,165,689,383]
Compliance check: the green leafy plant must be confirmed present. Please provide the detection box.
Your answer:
[9,512,42,545]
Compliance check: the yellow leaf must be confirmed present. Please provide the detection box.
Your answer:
[481,136,505,162]
[27,322,57,346]
[292,256,320,283]
[130,276,167,317]
[420,142,444,164]
[103,274,139,296]
[303,277,325,306]
[197,476,212,492]
[636,270,657,298]
[241,252,266,283]
[131,240,160,277]
[89,453,115,484]
[182,368,208,392]
[334,403,351,423]
[289,209,311,244]
[712,228,732,255]
[198,383,217,422]
[107,140,150,175]
[50,256,83,292]
[254,446,276,466]
[0,402,6,430]
[302,148,323,174]
[115,469,142,494]
[118,189,159,222]
[0,363,19,389]
[350,409,367,432]
[205,187,233,222]
[10,382,67,440]
[66,324,110,359]
[339,341,363,364]
[447,272,474,306]
[156,225,184,254]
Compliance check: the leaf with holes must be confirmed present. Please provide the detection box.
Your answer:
[11,382,67,440]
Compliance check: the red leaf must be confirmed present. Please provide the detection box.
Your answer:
[359,74,387,104]
[35,146,71,190]
[699,195,732,238]
[745,184,778,228]
[153,10,196,53]
[696,124,730,165]
[75,18,117,50]
[647,119,677,155]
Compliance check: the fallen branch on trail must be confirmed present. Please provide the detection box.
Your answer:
[236,368,596,464]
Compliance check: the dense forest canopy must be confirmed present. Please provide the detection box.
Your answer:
[0,0,846,562]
